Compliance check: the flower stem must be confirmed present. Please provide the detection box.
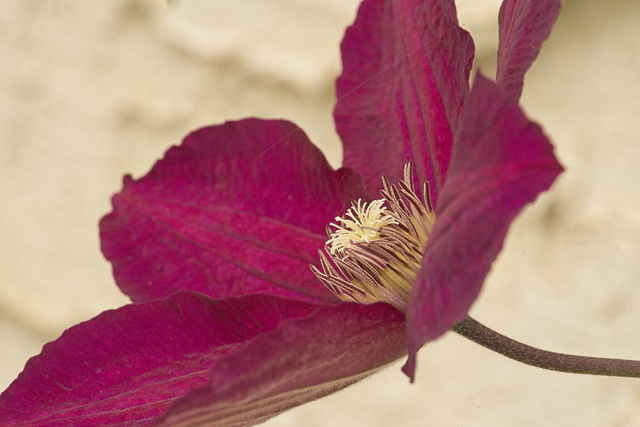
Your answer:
[452,316,640,378]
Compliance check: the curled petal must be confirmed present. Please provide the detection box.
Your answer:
[157,303,406,426]
[403,74,563,379]
[0,293,320,426]
[335,0,474,204]
[100,119,365,304]
[496,0,561,100]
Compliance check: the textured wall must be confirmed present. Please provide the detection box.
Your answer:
[1,0,639,425]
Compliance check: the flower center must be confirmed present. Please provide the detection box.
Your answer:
[311,162,435,312]
[326,199,398,255]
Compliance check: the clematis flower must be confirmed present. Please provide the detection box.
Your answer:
[0,0,562,425]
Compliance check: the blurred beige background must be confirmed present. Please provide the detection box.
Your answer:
[1,0,639,425]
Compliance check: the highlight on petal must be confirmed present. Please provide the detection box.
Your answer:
[0,293,320,426]
[335,0,475,205]
[156,303,406,426]
[403,73,563,379]
[100,118,366,304]
[496,0,561,100]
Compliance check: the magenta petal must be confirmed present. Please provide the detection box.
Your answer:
[156,303,406,426]
[496,0,561,100]
[0,293,320,426]
[100,118,365,304]
[403,74,563,379]
[335,0,474,204]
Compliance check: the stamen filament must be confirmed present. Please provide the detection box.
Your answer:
[312,162,435,311]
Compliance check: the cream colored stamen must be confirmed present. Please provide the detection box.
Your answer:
[327,199,398,255]
[311,162,435,312]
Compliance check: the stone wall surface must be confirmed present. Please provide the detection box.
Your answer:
[1,0,639,426]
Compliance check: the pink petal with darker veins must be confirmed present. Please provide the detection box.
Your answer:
[157,302,406,427]
[100,119,365,304]
[403,74,563,380]
[496,0,561,100]
[0,293,320,426]
[335,0,474,204]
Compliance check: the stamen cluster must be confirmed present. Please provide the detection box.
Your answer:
[326,199,397,255]
[311,163,435,312]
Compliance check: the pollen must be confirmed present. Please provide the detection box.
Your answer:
[327,199,398,255]
[311,162,435,312]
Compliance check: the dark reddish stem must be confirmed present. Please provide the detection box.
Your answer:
[453,316,640,378]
